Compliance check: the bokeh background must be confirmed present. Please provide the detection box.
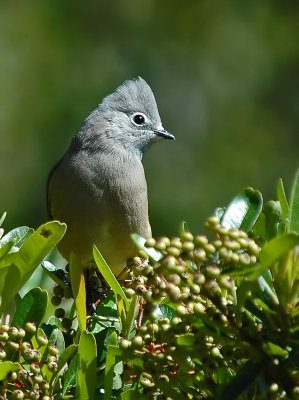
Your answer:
[1,0,298,237]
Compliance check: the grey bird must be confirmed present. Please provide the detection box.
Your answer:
[47,77,174,275]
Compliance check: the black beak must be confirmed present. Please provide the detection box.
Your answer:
[154,129,175,140]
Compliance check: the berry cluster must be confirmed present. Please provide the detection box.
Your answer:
[0,322,58,399]
[120,217,264,397]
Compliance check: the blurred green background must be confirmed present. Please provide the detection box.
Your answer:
[1,0,298,237]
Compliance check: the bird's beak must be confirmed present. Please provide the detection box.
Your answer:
[154,128,175,140]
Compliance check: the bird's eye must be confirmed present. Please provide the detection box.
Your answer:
[131,113,147,126]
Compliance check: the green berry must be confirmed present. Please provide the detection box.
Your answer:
[30,362,41,374]
[0,324,9,332]
[0,331,9,341]
[48,345,59,356]
[167,273,181,285]
[131,336,143,348]
[18,328,26,339]
[12,390,24,399]
[33,373,43,383]
[177,305,187,315]
[166,246,181,257]
[170,237,182,249]
[10,371,18,382]
[204,243,216,254]
[182,241,194,252]
[181,231,194,242]
[7,340,20,351]
[120,339,131,350]
[0,348,6,359]
[36,335,48,346]
[239,253,251,265]
[195,235,208,246]
[25,322,36,333]
[194,302,205,314]
[8,326,19,340]
[145,237,156,248]
[206,265,221,277]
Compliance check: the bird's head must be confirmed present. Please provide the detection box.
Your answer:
[88,77,174,157]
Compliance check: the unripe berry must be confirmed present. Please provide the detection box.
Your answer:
[33,373,43,384]
[239,253,251,265]
[194,302,205,314]
[166,246,181,257]
[18,328,26,339]
[12,389,24,399]
[162,255,177,269]
[170,237,182,249]
[204,243,216,254]
[182,241,194,252]
[10,371,18,382]
[30,362,41,374]
[0,331,9,341]
[8,326,19,340]
[7,341,20,351]
[181,231,194,242]
[0,348,6,359]
[193,248,206,261]
[177,305,187,315]
[36,335,48,347]
[206,265,221,277]
[145,238,156,248]
[120,339,131,350]
[0,324,9,332]
[131,336,143,349]
[25,322,36,333]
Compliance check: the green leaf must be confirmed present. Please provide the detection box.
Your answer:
[0,241,15,262]
[77,330,97,400]
[221,187,263,232]
[93,245,128,308]
[262,341,289,357]
[0,221,66,316]
[42,260,69,290]
[50,344,78,385]
[104,333,118,400]
[0,211,7,228]
[277,178,289,220]
[63,353,78,396]
[179,221,189,236]
[257,233,299,276]
[121,389,141,400]
[130,233,162,261]
[289,169,299,233]
[0,361,20,380]
[69,253,86,332]
[123,293,139,339]
[176,333,195,347]
[220,361,263,400]
[11,287,48,328]
[1,226,33,248]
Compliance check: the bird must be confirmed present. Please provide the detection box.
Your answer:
[47,77,175,276]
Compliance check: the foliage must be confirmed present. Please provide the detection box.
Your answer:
[0,170,299,399]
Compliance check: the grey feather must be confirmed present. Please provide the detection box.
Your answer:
[47,77,174,274]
